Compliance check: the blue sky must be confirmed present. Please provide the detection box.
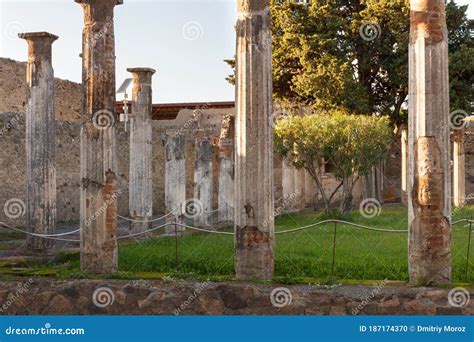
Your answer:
[0,0,472,103]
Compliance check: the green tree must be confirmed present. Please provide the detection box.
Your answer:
[226,0,473,121]
[275,110,392,215]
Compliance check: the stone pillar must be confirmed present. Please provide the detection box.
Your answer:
[282,158,296,213]
[218,115,235,224]
[401,125,408,205]
[453,130,466,208]
[165,130,186,234]
[194,138,213,227]
[77,0,122,274]
[127,67,155,234]
[408,0,451,285]
[235,0,274,280]
[19,32,58,253]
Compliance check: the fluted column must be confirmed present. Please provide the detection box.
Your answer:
[128,67,155,234]
[408,0,451,285]
[19,32,58,253]
[76,0,122,274]
[234,0,274,280]
[165,130,186,234]
[453,130,466,208]
[401,125,408,205]
[194,138,213,227]
[218,115,235,224]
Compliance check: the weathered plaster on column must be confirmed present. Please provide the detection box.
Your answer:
[128,67,155,234]
[165,130,186,234]
[194,138,213,227]
[235,0,274,280]
[218,115,235,224]
[453,131,466,208]
[401,126,408,205]
[76,0,122,274]
[19,32,58,253]
[408,0,451,285]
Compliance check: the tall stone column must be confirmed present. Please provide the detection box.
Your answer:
[19,32,58,253]
[165,130,186,234]
[453,130,466,208]
[194,138,213,227]
[400,125,408,205]
[235,0,274,280]
[76,0,122,274]
[408,0,451,285]
[128,67,155,233]
[218,115,235,224]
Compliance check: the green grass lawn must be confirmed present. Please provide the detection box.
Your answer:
[4,204,474,284]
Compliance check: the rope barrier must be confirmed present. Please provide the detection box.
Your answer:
[117,208,178,223]
[1,218,473,241]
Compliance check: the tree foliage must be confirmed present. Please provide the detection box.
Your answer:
[226,0,473,122]
[275,110,392,214]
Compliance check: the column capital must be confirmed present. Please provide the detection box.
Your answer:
[75,0,123,6]
[127,67,156,83]
[237,0,269,14]
[18,31,58,42]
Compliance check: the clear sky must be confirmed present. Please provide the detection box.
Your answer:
[0,0,472,104]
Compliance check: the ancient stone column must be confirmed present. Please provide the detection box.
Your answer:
[453,130,466,208]
[408,0,451,285]
[194,138,213,227]
[76,0,122,274]
[19,32,58,253]
[127,67,155,234]
[218,115,235,224]
[165,130,186,234]
[235,0,274,280]
[401,125,408,205]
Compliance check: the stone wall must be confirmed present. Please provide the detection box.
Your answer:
[0,278,471,315]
